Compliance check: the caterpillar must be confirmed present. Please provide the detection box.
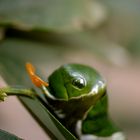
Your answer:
[26,63,126,140]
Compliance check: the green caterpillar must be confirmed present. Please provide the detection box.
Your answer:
[26,63,125,140]
[1,63,126,140]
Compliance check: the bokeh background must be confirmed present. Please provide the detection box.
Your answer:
[0,0,140,139]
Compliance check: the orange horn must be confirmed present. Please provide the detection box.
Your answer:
[26,62,49,87]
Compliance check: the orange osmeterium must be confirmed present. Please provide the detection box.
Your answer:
[26,63,49,87]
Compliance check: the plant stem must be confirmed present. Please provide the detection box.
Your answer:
[0,86,35,101]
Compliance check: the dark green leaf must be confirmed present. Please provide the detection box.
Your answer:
[0,28,5,40]
[0,129,22,140]
[0,0,107,32]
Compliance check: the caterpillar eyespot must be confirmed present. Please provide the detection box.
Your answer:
[72,77,86,89]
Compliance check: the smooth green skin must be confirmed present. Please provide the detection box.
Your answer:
[43,64,121,138]
[48,64,105,100]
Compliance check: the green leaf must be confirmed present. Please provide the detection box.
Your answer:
[0,129,22,140]
[0,28,5,40]
[0,0,107,32]
[0,38,77,140]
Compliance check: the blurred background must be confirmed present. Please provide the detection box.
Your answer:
[0,0,140,139]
